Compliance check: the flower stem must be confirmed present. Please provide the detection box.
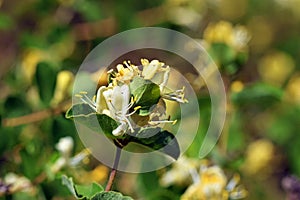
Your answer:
[105,147,122,191]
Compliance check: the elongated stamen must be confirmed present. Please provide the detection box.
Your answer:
[76,93,97,111]
[162,87,188,103]
[148,119,177,125]
[82,94,97,106]
[123,99,134,111]
[123,61,130,68]
[126,106,141,116]
[124,117,134,132]
[114,97,135,116]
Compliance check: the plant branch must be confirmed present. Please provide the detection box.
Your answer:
[1,100,71,127]
[105,147,122,191]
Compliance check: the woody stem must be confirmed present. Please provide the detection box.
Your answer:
[105,147,122,191]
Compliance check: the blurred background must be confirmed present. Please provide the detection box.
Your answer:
[1,0,300,199]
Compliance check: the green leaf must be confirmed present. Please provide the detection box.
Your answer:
[96,114,119,138]
[61,175,79,198]
[65,103,96,118]
[209,43,236,65]
[91,191,133,200]
[75,183,104,199]
[231,82,283,108]
[65,103,118,139]
[61,175,104,199]
[130,76,160,116]
[128,128,180,159]
[35,62,57,104]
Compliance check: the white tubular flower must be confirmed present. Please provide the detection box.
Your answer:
[50,157,67,173]
[102,84,134,136]
[56,136,74,158]
[69,148,91,166]
[141,59,170,91]
[77,84,136,137]
[95,86,111,115]
[103,85,130,118]
[114,61,140,84]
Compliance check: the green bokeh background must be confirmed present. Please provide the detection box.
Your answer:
[1,0,300,199]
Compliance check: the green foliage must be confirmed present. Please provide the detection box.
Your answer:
[35,62,58,105]
[130,76,161,115]
[1,0,300,199]
[62,175,104,199]
[231,82,283,108]
[208,43,241,75]
[129,128,180,159]
[65,103,119,139]
[91,191,133,200]
[66,103,180,159]
[62,175,133,200]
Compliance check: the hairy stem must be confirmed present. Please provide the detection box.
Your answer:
[105,147,122,191]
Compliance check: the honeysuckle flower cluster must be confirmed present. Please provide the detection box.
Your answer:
[76,59,188,137]
[0,173,36,196]
[160,156,247,200]
[160,156,208,187]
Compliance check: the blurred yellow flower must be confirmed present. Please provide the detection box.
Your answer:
[51,70,74,106]
[258,51,295,86]
[75,165,109,184]
[231,81,244,93]
[21,49,48,83]
[182,166,228,200]
[204,21,233,46]
[203,21,250,51]
[285,74,300,104]
[160,156,205,187]
[181,166,247,200]
[84,165,109,183]
[160,156,247,200]
[242,139,274,176]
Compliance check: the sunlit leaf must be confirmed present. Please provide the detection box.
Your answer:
[65,103,118,139]
[128,128,180,159]
[75,183,104,199]
[62,175,79,198]
[130,76,161,116]
[62,175,104,199]
[91,191,133,200]
[65,103,96,118]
